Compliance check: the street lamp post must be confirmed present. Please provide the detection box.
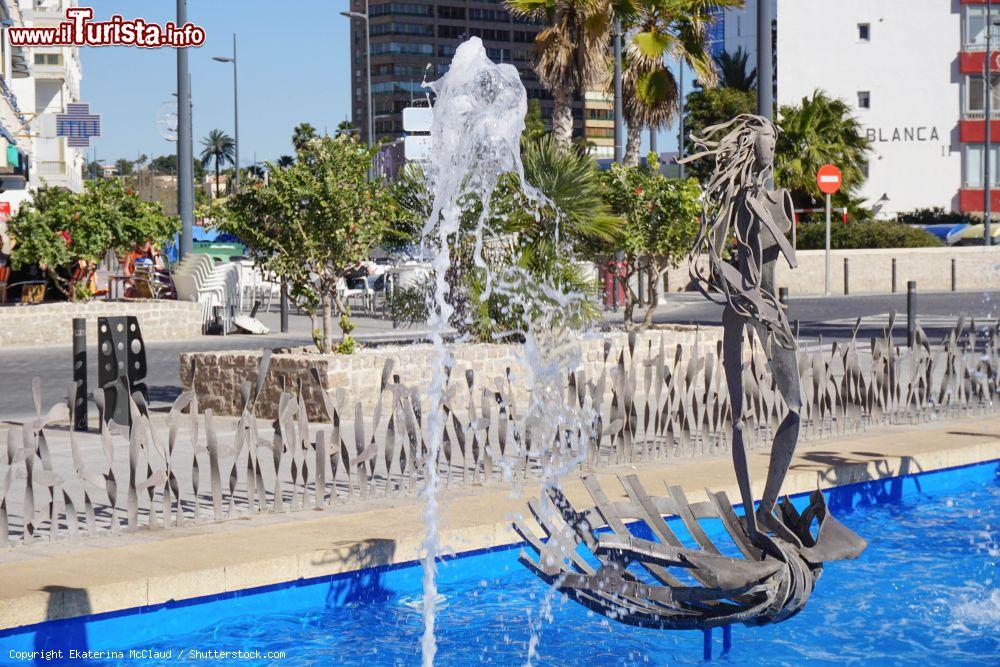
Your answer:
[341,2,373,147]
[986,0,994,245]
[613,18,624,163]
[213,34,240,193]
[176,0,194,259]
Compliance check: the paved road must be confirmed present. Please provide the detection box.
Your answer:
[0,290,995,421]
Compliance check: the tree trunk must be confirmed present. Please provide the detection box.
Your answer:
[214,159,220,198]
[622,267,638,331]
[320,291,333,353]
[551,85,574,150]
[623,122,643,167]
[640,263,663,331]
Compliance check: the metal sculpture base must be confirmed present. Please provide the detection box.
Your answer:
[514,474,866,630]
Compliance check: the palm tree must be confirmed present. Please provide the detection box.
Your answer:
[199,129,235,197]
[775,90,871,207]
[505,0,612,150]
[292,122,318,151]
[276,155,295,169]
[619,0,741,166]
[335,119,357,138]
[714,47,756,91]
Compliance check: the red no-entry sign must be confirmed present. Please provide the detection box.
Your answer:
[817,164,842,195]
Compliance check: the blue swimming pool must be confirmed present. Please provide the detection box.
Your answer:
[3,460,998,666]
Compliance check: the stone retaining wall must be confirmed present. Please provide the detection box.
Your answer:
[0,300,204,348]
[663,245,1000,296]
[182,325,722,419]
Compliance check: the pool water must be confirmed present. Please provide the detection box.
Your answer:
[3,461,998,666]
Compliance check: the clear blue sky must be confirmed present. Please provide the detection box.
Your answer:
[81,1,685,166]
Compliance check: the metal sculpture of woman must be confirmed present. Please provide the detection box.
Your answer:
[514,115,866,632]
[679,114,801,552]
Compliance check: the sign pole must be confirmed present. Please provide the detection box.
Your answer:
[988,0,994,246]
[824,193,831,296]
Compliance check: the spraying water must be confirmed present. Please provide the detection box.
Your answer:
[418,38,596,665]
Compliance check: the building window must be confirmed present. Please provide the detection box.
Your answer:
[34,52,63,66]
[965,6,1000,48]
[857,91,870,109]
[438,24,464,39]
[964,145,1000,187]
[437,5,465,19]
[965,73,1000,116]
[857,23,870,42]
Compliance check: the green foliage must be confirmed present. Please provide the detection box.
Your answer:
[214,134,402,352]
[603,160,701,268]
[896,207,974,227]
[775,90,871,208]
[523,98,548,145]
[683,87,757,182]
[8,180,178,298]
[336,311,357,354]
[602,158,701,329]
[795,221,943,250]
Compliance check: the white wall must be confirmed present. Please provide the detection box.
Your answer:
[776,0,961,216]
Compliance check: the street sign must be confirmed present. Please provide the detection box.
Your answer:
[817,164,842,195]
[56,102,101,148]
[402,107,432,133]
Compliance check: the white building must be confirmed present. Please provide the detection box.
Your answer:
[0,0,33,251]
[8,0,85,209]
[718,1,966,217]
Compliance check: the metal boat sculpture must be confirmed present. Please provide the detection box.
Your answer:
[514,115,867,629]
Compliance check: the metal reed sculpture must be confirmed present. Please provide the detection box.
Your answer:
[514,115,870,630]
[0,317,996,546]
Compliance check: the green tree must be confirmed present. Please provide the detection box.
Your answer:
[603,154,701,329]
[619,0,740,166]
[214,135,401,352]
[523,98,549,145]
[335,119,357,138]
[114,158,134,177]
[8,181,178,299]
[292,122,318,151]
[713,47,756,91]
[682,86,757,182]
[505,0,611,150]
[775,90,871,208]
[199,129,236,197]
[276,155,295,169]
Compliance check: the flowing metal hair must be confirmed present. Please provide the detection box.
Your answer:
[680,114,795,349]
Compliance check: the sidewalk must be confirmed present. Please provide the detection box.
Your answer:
[0,414,996,631]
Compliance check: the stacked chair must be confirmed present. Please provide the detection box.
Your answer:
[172,254,241,334]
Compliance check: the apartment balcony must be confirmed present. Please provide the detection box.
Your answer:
[959,114,1000,142]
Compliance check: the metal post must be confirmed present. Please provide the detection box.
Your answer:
[72,318,87,431]
[891,257,897,293]
[907,281,917,348]
[824,193,831,295]
[843,257,849,295]
[637,268,644,306]
[951,257,957,291]
[722,625,733,654]
[678,64,686,179]
[613,18,623,163]
[280,281,289,333]
[176,0,194,259]
[365,0,373,147]
[233,34,240,192]
[702,628,712,662]
[757,0,774,121]
[649,128,658,156]
[987,0,994,245]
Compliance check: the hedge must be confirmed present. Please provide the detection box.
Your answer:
[795,221,943,250]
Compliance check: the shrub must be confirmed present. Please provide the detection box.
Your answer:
[795,221,942,250]
[895,207,973,227]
